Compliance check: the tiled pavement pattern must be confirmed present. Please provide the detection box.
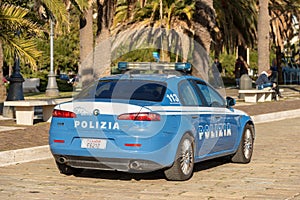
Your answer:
[0,118,299,199]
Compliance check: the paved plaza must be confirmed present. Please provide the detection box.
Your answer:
[0,117,299,200]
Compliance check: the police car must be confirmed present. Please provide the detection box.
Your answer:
[49,62,255,181]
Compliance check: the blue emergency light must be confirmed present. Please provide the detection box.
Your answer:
[175,62,191,71]
[117,62,192,73]
[117,62,128,71]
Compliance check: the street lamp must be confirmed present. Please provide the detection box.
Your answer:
[45,19,59,97]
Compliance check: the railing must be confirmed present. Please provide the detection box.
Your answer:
[282,66,300,84]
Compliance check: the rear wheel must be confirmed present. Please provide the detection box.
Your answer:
[231,124,254,163]
[164,134,194,181]
[56,162,83,176]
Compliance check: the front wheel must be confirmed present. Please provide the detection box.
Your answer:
[164,134,194,181]
[231,124,254,163]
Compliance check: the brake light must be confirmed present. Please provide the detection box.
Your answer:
[54,140,65,143]
[52,109,76,118]
[117,112,160,121]
[125,143,142,147]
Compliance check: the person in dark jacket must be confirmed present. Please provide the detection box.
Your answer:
[255,70,273,89]
[235,56,249,88]
[213,57,222,73]
[234,58,242,88]
[256,69,282,99]
[239,56,249,76]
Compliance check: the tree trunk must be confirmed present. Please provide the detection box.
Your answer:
[79,6,94,89]
[257,0,270,74]
[94,0,116,78]
[191,0,215,80]
[0,41,7,103]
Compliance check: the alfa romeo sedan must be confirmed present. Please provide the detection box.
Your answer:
[49,62,255,181]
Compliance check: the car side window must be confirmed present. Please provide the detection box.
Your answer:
[178,80,201,106]
[196,82,225,107]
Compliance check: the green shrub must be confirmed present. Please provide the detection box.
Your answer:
[57,79,73,92]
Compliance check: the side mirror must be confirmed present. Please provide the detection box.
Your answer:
[226,97,236,107]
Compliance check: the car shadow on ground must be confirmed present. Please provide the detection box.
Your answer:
[74,157,229,181]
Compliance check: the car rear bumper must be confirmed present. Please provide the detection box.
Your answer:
[53,155,164,173]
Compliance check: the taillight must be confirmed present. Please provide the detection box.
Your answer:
[117,112,160,121]
[52,109,76,118]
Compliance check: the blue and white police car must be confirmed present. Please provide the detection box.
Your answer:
[49,62,255,181]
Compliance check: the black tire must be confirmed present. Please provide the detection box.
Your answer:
[56,162,83,176]
[164,134,194,181]
[231,124,254,163]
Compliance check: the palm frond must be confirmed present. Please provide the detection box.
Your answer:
[0,3,43,68]
[0,4,42,36]
[2,34,42,68]
[41,0,69,25]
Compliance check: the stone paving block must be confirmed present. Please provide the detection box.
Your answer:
[0,118,299,200]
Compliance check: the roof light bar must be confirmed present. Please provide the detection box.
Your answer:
[117,62,191,72]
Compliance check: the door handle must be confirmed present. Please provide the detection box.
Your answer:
[214,116,221,119]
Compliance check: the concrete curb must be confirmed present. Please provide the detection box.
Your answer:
[0,145,51,167]
[251,109,300,124]
[1,110,300,167]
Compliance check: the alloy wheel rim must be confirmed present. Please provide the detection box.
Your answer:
[243,129,253,159]
[180,139,193,175]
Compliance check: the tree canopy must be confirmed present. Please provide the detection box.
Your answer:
[0,0,299,77]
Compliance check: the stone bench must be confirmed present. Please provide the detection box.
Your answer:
[238,89,275,103]
[4,98,72,125]
[23,78,40,93]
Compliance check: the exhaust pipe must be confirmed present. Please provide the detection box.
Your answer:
[57,156,67,164]
[129,161,141,170]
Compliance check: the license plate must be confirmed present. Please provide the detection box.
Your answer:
[81,139,107,149]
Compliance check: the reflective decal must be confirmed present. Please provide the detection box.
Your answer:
[74,121,120,130]
[166,94,180,104]
[198,123,232,140]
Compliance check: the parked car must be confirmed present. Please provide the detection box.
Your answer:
[59,74,69,81]
[49,62,255,181]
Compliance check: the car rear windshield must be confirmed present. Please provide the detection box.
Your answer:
[76,79,167,102]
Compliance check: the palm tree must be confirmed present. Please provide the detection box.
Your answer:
[0,3,42,103]
[191,0,215,79]
[112,0,144,31]
[94,0,116,79]
[111,0,195,62]
[113,0,194,31]
[192,0,215,52]
[270,0,300,51]
[257,0,270,74]
[110,0,219,80]
[268,0,300,82]
[212,0,257,56]
[65,0,112,88]
[79,4,93,88]
[96,0,116,43]
[212,0,299,75]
